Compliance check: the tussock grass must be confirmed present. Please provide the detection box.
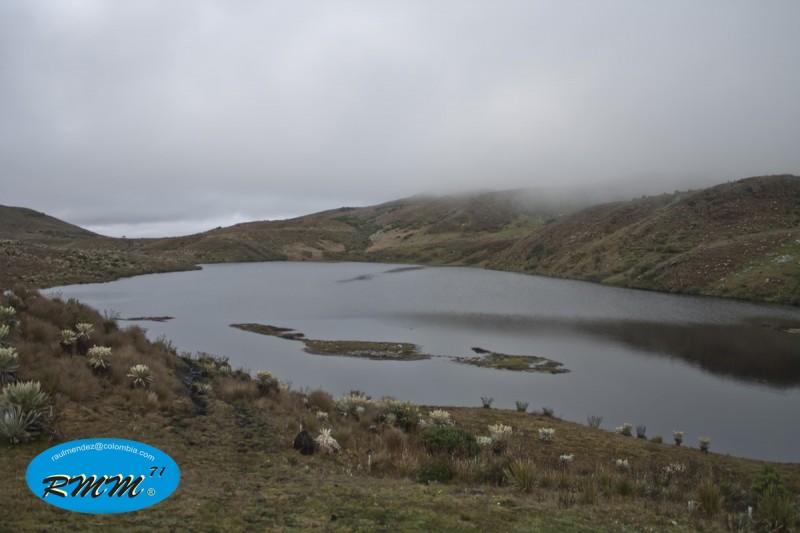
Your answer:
[216,377,259,402]
[306,389,335,413]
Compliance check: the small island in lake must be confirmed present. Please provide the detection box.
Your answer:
[231,324,569,371]
[230,323,430,361]
[455,347,570,374]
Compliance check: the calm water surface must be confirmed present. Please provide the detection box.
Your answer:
[50,262,800,462]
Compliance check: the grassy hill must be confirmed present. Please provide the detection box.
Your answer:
[1,289,797,531]
[0,205,199,287]
[2,174,799,304]
[0,206,98,243]
[488,175,800,304]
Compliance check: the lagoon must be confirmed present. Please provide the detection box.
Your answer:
[50,262,800,462]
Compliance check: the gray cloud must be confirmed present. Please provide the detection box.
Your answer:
[1,1,799,237]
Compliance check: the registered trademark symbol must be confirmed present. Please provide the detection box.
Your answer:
[147,488,156,497]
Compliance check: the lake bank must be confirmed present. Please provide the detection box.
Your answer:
[49,261,800,462]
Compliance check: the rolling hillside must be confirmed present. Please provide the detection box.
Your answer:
[487,175,800,303]
[1,174,798,304]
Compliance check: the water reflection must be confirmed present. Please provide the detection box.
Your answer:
[581,320,800,387]
[395,312,800,387]
[48,262,800,462]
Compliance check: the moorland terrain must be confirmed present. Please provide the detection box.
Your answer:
[2,174,799,304]
[0,174,798,531]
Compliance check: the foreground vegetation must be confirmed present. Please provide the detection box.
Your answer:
[1,289,798,531]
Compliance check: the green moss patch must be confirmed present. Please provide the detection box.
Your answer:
[303,339,427,360]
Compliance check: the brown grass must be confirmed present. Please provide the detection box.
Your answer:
[306,388,336,413]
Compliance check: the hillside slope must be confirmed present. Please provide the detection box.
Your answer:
[0,205,98,243]
[0,206,198,287]
[2,175,798,304]
[487,175,800,303]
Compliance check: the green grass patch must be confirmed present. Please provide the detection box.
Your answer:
[303,339,427,360]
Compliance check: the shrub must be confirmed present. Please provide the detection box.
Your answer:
[538,428,555,442]
[616,423,632,436]
[753,465,784,496]
[635,425,647,439]
[86,346,112,372]
[0,306,16,325]
[0,405,40,444]
[476,436,492,448]
[74,322,94,337]
[488,423,513,454]
[74,322,94,355]
[216,378,258,402]
[425,409,453,428]
[480,396,493,409]
[503,458,537,493]
[586,415,603,429]
[192,383,212,395]
[757,485,796,531]
[102,309,119,334]
[514,400,529,412]
[2,380,50,412]
[153,334,177,355]
[393,450,421,478]
[650,435,663,444]
[306,389,335,413]
[255,370,280,395]
[395,405,420,431]
[335,392,371,418]
[695,480,723,517]
[0,347,19,384]
[195,353,232,377]
[418,427,479,458]
[315,428,341,454]
[418,457,456,484]
[488,424,512,443]
[127,364,153,389]
[59,329,77,354]
[662,462,685,482]
[616,477,635,497]
[541,406,555,417]
[381,427,407,454]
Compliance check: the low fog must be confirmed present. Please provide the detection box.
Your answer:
[1,1,798,237]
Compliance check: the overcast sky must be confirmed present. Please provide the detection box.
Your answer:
[2,1,799,237]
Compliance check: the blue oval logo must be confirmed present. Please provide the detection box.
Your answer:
[26,438,180,514]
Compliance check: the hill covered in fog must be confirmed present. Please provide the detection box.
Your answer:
[1,174,798,304]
